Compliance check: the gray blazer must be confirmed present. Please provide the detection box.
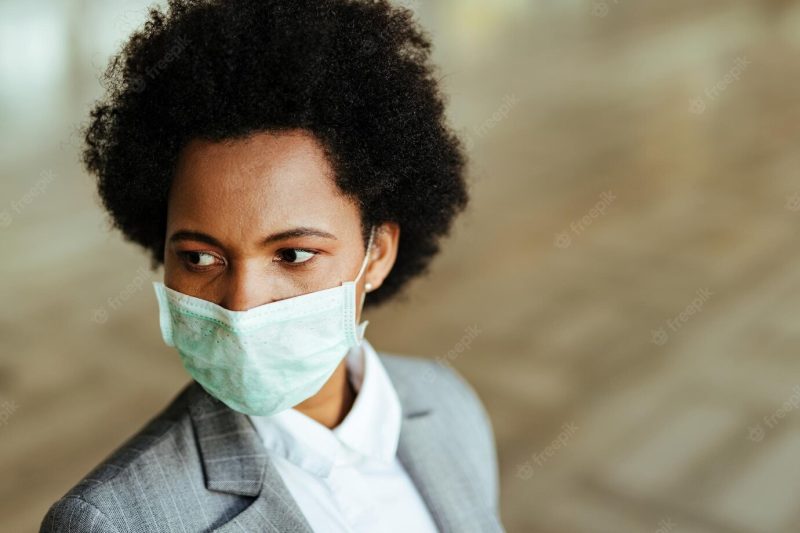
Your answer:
[41,352,505,532]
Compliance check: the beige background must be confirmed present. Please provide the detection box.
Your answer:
[3,1,800,532]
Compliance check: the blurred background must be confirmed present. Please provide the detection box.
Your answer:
[3,0,800,531]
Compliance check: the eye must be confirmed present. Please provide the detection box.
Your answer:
[276,248,317,265]
[179,251,223,269]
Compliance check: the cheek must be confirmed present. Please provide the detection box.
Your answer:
[162,250,178,282]
[162,251,202,297]
[274,251,361,297]
[281,256,346,294]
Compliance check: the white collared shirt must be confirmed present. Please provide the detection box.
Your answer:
[248,338,439,533]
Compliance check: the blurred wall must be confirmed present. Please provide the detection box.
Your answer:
[4,1,800,532]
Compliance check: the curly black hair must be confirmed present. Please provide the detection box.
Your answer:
[83,0,468,307]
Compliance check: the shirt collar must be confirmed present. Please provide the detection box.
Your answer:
[248,338,402,478]
[334,337,401,463]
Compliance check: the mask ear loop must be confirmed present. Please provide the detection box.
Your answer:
[354,225,376,341]
[354,225,376,286]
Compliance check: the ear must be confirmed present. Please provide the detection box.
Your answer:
[364,222,400,293]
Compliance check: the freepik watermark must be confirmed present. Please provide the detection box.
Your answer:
[654,517,677,533]
[463,94,519,152]
[747,385,800,442]
[130,35,191,92]
[651,288,713,345]
[0,169,56,229]
[591,0,621,18]
[554,190,616,249]
[423,324,482,383]
[435,324,481,368]
[0,400,19,428]
[92,266,150,324]
[689,56,750,114]
[516,422,579,480]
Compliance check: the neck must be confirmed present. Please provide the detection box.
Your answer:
[293,357,356,429]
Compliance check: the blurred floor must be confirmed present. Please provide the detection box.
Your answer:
[3,1,800,532]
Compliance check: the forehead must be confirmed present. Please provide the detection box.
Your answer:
[167,130,357,233]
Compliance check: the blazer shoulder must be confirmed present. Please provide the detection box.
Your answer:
[40,496,120,533]
[41,382,197,529]
[379,351,491,423]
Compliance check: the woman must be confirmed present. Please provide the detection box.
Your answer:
[42,0,503,531]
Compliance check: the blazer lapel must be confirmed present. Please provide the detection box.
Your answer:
[385,358,503,533]
[187,383,314,533]
[187,355,502,533]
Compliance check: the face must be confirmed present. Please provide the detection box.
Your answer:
[163,129,399,322]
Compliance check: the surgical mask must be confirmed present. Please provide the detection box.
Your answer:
[152,226,376,416]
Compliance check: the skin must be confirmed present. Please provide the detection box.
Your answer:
[164,129,400,429]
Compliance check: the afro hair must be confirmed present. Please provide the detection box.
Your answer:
[83,0,469,307]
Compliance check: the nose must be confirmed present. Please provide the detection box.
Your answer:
[217,263,284,311]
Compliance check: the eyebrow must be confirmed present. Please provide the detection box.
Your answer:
[169,227,338,248]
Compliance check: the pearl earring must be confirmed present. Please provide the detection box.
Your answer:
[365,282,374,292]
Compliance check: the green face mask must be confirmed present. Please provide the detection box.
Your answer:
[152,227,375,416]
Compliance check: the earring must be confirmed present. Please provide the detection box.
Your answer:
[365,282,374,292]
